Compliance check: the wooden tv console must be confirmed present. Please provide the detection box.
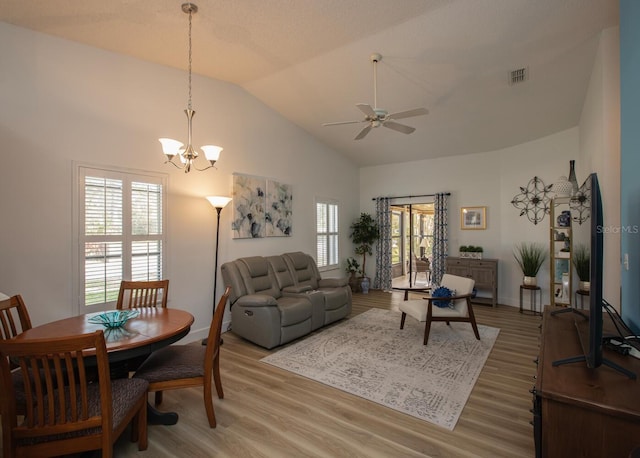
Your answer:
[533,307,640,457]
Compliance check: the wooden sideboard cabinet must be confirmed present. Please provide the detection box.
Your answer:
[533,307,640,458]
[445,257,498,307]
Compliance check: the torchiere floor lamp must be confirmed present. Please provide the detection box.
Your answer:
[203,196,232,345]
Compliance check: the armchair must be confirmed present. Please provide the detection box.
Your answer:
[399,273,479,345]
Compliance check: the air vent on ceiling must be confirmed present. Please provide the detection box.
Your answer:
[509,67,529,85]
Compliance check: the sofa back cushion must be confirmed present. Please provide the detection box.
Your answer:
[220,261,247,305]
[266,256,295,290]
[283,252,319,289]
[238,256,281,298]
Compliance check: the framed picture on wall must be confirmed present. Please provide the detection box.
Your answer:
[461,206,487,230]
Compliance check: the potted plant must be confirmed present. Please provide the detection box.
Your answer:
[573,244,590,292]
[460,245,483,259]
[349,213,380,293]
[345,257,361,292]
[459,245,469,258]
[514,242,547,286]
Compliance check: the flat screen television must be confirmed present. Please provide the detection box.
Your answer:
[587,172,603,368]
[552,173,635,378]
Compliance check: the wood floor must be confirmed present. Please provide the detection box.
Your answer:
[112,289,541,457]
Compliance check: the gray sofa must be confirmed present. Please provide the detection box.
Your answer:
[220,252,352,349]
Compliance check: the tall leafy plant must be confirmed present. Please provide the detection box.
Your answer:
[514,242,547,277]
[573,244,590,281]
[349,213,380,278]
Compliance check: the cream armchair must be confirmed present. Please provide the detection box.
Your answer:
[399,273,480,345]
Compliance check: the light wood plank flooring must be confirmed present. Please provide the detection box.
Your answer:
[112,289,541,457]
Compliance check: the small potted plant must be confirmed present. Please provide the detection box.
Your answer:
[345,257,361,292]
[459,245,470,258]
[469,246,483,259]
[573,244,590,292]
[514,242,547,286]
[349,213,380,293]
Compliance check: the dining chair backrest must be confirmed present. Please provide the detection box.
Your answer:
[133,285,231,428]
[0,330,148,458]
[0,294,32,340]
[116,279,169,309]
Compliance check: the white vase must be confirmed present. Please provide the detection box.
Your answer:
[579,280,590,292]
[554,176,573,197]
[523,276,537,286]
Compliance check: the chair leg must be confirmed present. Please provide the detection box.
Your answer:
[203,378,217,428]
[400,312,407,329]
[213,355,224,399]
[154,391,163,406]
[467,298,481,340]
[423,320,432,345]
[138,398,148,450]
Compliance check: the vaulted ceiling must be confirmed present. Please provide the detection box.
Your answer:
[0,0,619,166]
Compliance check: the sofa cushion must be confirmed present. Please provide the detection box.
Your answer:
[276,296,312,326]
[238,257,281,298]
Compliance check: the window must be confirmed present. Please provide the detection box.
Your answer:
[316,199,339,270]
[76,166,166,309]
[391,210,402,265]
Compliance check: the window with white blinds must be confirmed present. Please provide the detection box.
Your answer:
[78,167,166,308]
[316,200,339,270]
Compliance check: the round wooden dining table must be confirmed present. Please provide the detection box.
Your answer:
[14,307,194,425]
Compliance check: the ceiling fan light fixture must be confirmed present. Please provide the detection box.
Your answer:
[322,52,428,140]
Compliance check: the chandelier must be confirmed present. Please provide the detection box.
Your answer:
[159,3,223,173]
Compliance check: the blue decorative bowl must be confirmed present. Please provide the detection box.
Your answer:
[88,310,140,328]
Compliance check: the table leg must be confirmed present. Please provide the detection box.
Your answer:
[147,403,179,426]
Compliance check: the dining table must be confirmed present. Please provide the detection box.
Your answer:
[14,307,195,425]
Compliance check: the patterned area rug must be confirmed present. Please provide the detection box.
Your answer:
[261,308,500,430]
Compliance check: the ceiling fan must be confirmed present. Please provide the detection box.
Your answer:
[322,53,428,140]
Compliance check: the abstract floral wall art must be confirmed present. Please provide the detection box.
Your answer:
[266,179,292,237]
[232,174,266,238]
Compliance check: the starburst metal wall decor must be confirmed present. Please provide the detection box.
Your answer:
[569,177,591,224]
[511,176,553,225]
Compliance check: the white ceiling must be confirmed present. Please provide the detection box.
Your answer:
[0,0,619,166]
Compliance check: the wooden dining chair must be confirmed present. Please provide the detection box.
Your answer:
[0,294,32,341]
[1,294,35,416]
[134,286,231,428]
[116,279,169,309]
[0,330,149,458]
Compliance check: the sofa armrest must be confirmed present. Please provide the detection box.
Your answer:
[318,277,348,288]
[283,285,313,294]
[235,294,278,307]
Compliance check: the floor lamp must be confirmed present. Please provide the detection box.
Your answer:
[202,195,232,345]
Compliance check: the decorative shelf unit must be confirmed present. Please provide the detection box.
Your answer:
[549,197,572,307]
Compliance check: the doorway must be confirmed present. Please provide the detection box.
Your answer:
[391,203,435,288]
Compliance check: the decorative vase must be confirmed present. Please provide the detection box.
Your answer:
[557,210,571,227]
[579,280,590,292]
[348,273,360,293]
[568,160,579,196]
[361,277,370,294]
[553,176,573,197]
[523,276,537,287]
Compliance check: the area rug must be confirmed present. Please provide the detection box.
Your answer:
[261,308,499,430]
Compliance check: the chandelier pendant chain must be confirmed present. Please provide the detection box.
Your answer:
[159,3,223,173]
[187,5,193,112]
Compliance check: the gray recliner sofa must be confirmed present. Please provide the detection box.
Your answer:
[221,252,352,349]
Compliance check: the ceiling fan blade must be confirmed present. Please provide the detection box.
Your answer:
[322,120,365,126]
[383,121,416,134]
[388,107,429,120]
[354,124,372,140]
[356,103,377,118]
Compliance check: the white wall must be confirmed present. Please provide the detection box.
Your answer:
[360,128,579,307]
[0,23,359,340]
[579,26,621,308]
